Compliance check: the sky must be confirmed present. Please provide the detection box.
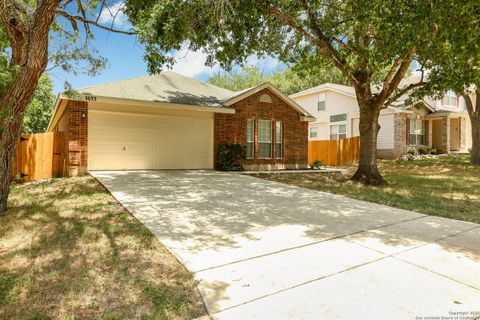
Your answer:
[48,2,283,94]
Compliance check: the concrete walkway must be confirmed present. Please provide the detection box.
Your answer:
[91,170,480,320]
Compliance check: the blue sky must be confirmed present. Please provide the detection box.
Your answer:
[48,2,283,94]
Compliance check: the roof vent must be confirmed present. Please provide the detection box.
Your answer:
[259,93,272,103]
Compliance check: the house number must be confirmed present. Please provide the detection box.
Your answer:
[85,96,97,101]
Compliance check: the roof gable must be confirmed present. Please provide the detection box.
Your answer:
[289,83,356,99]
[223,82,314,120]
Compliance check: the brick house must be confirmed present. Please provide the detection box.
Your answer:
[47,72,314,174]
[291,78,471,159]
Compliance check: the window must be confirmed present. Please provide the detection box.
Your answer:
[258,120,272,158]
[444,91,458,107]
[309,127,318,138]
[246,119,255,159]
[275,121,283,159]
[330,124,347,140]
[330,113,347,122]
[318,93,326,111]
[409,119,424,145]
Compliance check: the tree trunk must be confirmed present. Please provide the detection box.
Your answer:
[0,109,23,212]
[463,91,480,165]
[470,115,480,165]
[351,104,387,185]
[0,0,59,213]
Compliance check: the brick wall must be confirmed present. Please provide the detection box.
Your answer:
[392,113,408,159]
[214,88,309,170]
[53,100,88,176]
[442,117,450,153]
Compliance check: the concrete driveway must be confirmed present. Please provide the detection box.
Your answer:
[91,170,480,320]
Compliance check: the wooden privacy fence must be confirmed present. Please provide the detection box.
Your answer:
[308,136,361,166]
[12,132,65,182]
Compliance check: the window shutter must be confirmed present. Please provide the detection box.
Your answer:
[406,117,410,144]
[424,120,429,145]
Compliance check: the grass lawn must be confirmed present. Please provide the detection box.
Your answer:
[0,176,205,320]
[250,155,480,224]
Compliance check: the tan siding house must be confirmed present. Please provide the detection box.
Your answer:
[290,81,471,159]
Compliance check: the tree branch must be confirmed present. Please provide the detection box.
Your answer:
[384,81,426,107]
[384,47,416,97]
[463,92,475,120]
[55,10,136,35]
[296,0,357,86]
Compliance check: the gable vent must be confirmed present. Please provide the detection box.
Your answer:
[259,94,272,103]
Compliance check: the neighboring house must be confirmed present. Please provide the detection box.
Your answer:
[47,71,314,174]
[290,79,472,159]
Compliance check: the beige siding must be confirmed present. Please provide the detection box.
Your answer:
[88,107,214,170]
[466,116,473,150]
[351,118,360,137]
[377,114,395,149]
[293,91,359,140]
[293,90,397,146]
[350,114,395,149]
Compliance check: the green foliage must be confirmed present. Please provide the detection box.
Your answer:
[0,26,17,93]
[208,66,269,92]
[309,160,325,169]
[418,146,437,155]
[125,0,450,87]
[62,82,85,100]
[410,1,480,99]
[216,143,246,171]
[22,74,56,134]
[208,64,348,95]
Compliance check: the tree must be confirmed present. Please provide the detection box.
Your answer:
[126,0,453,185]
[22,74,56,134]
[208,65,269,92]
[270,63,349,95]
[0,1,136,213]
[208,63,349,95]
[410,2,480,165]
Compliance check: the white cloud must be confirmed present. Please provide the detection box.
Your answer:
[168,48,281,79]
[169,49,222,78]
[98,1,129,27]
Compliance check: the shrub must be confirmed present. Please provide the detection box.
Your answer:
[418,147,428,155]
[310,159,325,169]
[216,143,246,171]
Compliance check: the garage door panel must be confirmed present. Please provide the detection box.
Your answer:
[88,110,214,170]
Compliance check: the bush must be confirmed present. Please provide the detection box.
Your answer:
[216,143,246,171]
[310,159,325,169]
[418,147,428,155]
[419,146,438,155]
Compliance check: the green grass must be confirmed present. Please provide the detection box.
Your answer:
[251,155,480,224]
[0,176,205,320]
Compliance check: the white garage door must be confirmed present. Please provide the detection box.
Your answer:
[88,110,214,170]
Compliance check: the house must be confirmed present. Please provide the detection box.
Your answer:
[47,72,314,175]
[290,79,472,159]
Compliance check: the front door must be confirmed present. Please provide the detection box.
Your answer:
[450,118,460,151]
